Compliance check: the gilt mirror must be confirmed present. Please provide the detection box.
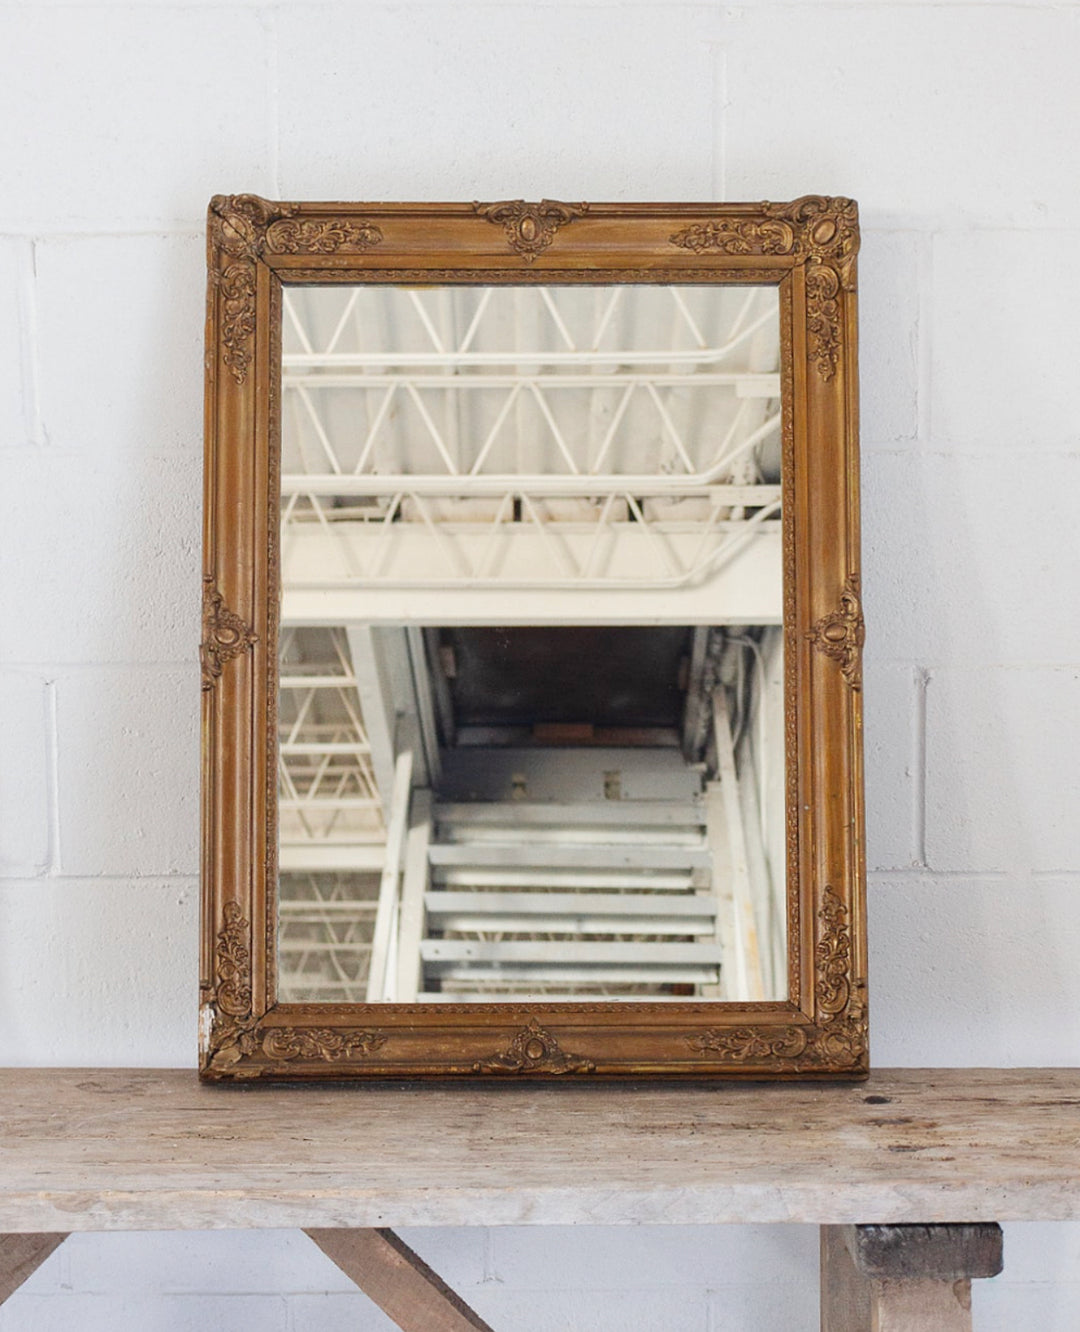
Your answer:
[201,196,866,1079]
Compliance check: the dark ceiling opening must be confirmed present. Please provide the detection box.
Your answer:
[434,626,692,736]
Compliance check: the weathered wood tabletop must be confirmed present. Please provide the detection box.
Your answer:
[1,1068,1078,1233]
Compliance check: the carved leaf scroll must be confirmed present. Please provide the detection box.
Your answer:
[261,1027,386,1063]
[807,887,867,1067]
[201,577,257,691]
[264,218,383,255]
[214,902,252,1018]
[670,195,859,381]
[686,1026,809,1061]
[807,575,865,690]
[669,217,797,257]
[212,260,257,385]
[816,886,853,1015]
[474,1019,595,1074]
[473,199,589,261]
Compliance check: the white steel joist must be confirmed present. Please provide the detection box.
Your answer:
[280,284,782,603]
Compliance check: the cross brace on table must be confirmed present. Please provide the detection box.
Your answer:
[0,1228,493,1332]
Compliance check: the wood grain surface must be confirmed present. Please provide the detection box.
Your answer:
[0,1068,1078,1232]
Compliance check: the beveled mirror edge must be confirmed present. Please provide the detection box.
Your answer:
[199,195,865,1081]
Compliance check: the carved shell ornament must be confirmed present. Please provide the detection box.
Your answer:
[670,195,859,381]
[473,199,589,260]
[201,578,256,691]
[807,575,865,689]
[474,1019,595,1074]
[209,193,288,261]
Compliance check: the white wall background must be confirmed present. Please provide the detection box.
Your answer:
[1,0,1078,1327]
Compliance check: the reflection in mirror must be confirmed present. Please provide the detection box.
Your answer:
[277,283,785,1004]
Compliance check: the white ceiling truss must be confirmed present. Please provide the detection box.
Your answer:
[277,627,387,1004]
[277,871,378,1004]
[280,283,782,597]
[277,627,384,854]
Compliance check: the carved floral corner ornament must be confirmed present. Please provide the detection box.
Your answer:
[669,195,859,382]
[807,575,865,690]
[205,904,387,1077]
[685,887,867,1071]
[473,199,589,261]
[201,577,256,691]
[204,901,258,1074]
[208,193,383,384]
[474,1019,596,1075]
[206,1017,388,1077]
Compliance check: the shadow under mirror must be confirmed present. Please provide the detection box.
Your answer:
[276,282,786,1005]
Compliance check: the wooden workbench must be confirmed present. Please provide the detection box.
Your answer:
[1,1068,1076,1328]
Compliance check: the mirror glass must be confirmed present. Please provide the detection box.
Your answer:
[276,283,785,1004]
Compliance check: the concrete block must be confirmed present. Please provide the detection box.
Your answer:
[858,230,921,446]
[288,1292,402,1331]
[0,238,32,448]
[975,1279,1080,1332]
[0,674,49,877]
[0,878,197,1066]
[931,229,1080,450]
[869,874,1080,1065]
[35,235,204,456]
[0,452,200,666]
[924,668,1080,873]
[863,451,1080,666]
[452,1285,710,1332]
[862,660,918,872]
[0,1294,287,1332]
[706,1281,816,1332]
[489,1223,815,1290]
[277,5,720,201]
[722,6,1080,229]
[64,1230,358,1295]
[0,8,272,230]
[55,669,199,877]
[992,1221,1080,1284]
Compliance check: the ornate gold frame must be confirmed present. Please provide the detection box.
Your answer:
[200,195,866,1080]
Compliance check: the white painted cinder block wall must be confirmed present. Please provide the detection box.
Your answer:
[1,1,1078,1327]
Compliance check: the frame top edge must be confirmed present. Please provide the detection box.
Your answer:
[208,193,860,219]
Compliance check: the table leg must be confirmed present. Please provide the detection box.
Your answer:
[821,1224,1003,1331]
